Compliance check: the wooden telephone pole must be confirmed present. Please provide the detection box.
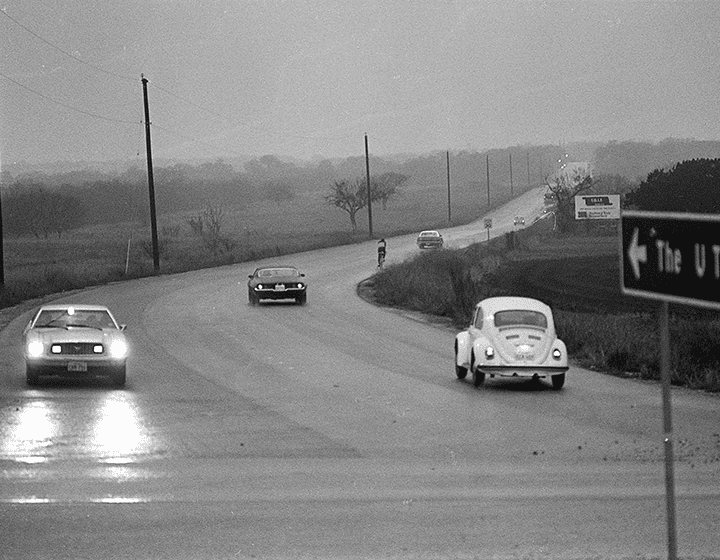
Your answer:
[141,75,160,272]
[0,176,4,286]
[364,134,373,238]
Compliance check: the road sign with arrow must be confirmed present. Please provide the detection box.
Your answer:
[620,210,720,310]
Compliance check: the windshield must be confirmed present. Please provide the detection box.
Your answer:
[493,310,548,328]
[34,309,117,329]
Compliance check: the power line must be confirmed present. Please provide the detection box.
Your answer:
[0,71,139,125]
[1,8,362,159]
[1,8,136,83]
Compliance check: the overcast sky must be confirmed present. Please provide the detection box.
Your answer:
[1,0,719,165]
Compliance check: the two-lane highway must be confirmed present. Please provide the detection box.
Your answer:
[1,188,719,559]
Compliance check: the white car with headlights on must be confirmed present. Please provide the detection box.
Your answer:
[23,304,129,386]
[454,296,568,389]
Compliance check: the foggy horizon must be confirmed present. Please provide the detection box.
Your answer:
[2,1,719,167]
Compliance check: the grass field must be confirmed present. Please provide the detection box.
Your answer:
[0,181,488,310]
[7,180,716,392]
[370,220,720,392]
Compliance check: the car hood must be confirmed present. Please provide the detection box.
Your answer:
[493,326,553,364]
[27,328,122,343]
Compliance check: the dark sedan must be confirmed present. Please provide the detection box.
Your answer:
[248,266,307,305]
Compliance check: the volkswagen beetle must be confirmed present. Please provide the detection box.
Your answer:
[454,296,568,389]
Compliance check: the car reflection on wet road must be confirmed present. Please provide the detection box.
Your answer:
[0,388,167,506]
[2,391,153,465]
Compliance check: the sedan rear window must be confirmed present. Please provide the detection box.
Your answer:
[258,268,298,277]
[493,310,548,328]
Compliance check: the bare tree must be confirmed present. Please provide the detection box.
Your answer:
[186,213,203,235]
[372,172,408,210]
[325,179,368,231]
[544,172,594,233]
[202,203,224,237]
[326,175,405,231]
[200,203,235,254]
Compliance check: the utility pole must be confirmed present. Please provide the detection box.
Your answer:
[527,151,531,187]
[364,134,373,238]
[0,174,4,287]
[446,150,451,224]
[509,152,513,197]
[486,154,490,207]
[141,74,160,272]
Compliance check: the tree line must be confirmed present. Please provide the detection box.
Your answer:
[3,139,719,237]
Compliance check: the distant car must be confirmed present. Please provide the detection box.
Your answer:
[513,216,525,226]
[417,230,444,249]
[454,296,568,389]
[23,304,129,386]
[248,266,307,305]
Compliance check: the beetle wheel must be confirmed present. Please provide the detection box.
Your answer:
[454,343,468,379]
[471,353,485,387]
[551,373,566,390]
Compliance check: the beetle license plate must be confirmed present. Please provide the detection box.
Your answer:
[67,362,88,372]
[274,284,286,291]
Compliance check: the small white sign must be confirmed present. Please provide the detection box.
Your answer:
[575,194,620,220]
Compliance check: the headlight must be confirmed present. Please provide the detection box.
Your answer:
[297,283,305,289]
[27,341,44,358]
[485,346,495,359]
[109,340,128,359]
[552,348,562,360]
[256,284,263,290]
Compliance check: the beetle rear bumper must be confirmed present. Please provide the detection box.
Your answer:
[477,365,568,378]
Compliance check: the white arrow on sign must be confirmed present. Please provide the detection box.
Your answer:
[627,227,647,280]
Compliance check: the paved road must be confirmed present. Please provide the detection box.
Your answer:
[1,188,719,559]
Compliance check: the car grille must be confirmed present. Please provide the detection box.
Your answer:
[56,343,102,355]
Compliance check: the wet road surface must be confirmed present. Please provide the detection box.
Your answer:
[1,190,719,559]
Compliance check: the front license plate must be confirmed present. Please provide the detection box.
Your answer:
[67,361,88,372]
[274,284,286,291]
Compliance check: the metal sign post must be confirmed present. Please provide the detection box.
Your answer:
[659,300,678,560]
[484,218,492,242]
[619,210,720,560]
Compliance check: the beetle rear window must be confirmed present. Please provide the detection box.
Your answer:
[494,310,547,328]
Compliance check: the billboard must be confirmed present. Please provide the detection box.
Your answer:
[575,194,620,220]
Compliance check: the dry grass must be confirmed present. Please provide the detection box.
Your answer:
[371,224,720,392]
[0,182,485,309]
